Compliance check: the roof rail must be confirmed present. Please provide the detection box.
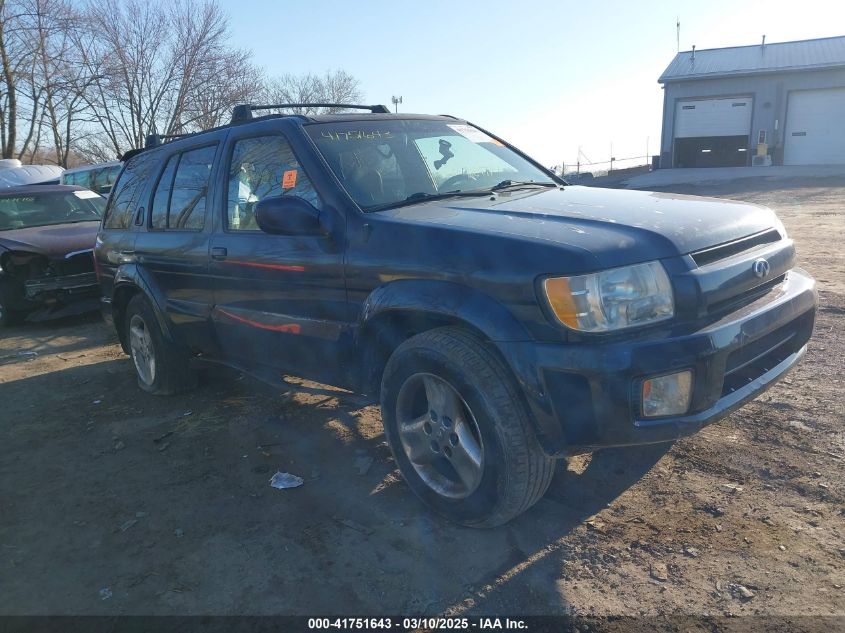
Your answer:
[231,103,391,123]
[145,133,192,149]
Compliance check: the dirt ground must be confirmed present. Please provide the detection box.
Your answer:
[0,177,842,620]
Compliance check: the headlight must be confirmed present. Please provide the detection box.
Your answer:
[543,261,674,332]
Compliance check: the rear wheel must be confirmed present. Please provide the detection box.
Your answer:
[381,326,555,527]
[124,294,196,395]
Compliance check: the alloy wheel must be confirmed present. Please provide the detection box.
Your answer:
[395,372,485,499]
[129,314,156,386]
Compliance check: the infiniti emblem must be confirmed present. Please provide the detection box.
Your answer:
[752,258,771,278]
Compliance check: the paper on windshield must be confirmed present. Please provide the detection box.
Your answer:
[73,190,102,199]
[447,124,497,144]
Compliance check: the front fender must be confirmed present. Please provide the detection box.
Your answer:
[356,279,570,453]
[358,279,531,343]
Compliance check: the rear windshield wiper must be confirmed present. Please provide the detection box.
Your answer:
[368,190,491,211]
[490,180,558,192]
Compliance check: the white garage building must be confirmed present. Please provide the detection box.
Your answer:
[658,36,845,168]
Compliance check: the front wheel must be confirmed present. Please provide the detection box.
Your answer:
[124,294,196,395]
[380,327,555,527]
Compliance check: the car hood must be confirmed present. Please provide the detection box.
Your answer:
[379,186,782,269]
[0,221,100,259]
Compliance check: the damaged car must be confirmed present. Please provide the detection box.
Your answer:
[0,185,104,325]
[96,105,817,527]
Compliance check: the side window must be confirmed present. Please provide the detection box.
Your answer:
[226,135,322,231]
[149,145,216,231]
[150,154,178,229]
[103,156,154,229]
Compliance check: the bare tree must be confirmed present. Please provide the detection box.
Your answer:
[264,69,364,115]
[0,0,34,158]
[76,0,255,156]
[21,0,88,165]
[0,0,366,164]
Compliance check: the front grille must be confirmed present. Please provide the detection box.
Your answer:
[721,312,812,396]
[691,229,781,267]
[707,274,786,316]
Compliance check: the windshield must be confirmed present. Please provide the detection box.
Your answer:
[306,119,556,210]
[0,190,105,231]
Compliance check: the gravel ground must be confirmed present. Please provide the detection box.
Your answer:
[0,178,842,622]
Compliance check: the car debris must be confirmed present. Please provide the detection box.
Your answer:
[269,471,303,489]
[354,452,374,475]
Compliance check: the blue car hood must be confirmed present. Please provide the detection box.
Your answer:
[379,185,782,269]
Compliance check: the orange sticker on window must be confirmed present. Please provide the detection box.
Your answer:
[282,170,297,189]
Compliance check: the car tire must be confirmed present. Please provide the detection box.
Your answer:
[380,326,555,527]
[124,294,197,395]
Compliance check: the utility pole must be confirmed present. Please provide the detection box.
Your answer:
[391,96,403,113]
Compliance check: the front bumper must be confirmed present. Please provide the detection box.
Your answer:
[24,272,99,300]
[500,268,817,455]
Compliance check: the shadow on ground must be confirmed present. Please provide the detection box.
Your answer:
[0,353,668,615]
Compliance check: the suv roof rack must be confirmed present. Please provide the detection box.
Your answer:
[145,133,192,149]
[231,103,391,123]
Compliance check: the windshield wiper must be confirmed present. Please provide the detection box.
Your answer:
[490,180,558,192]
[368,190,491,211]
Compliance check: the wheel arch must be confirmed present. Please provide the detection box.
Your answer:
[354,279,530,395]
[111,264,174,353]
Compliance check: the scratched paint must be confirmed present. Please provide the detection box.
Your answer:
[223,260,306,273]
[216,308,302,334]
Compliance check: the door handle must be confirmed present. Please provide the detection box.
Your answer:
[211,247,228,261]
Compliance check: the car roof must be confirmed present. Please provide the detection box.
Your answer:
[62,160,122,174]
[0,184,87,196]
[123,112,469,164]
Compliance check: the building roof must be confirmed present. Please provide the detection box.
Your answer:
[658,35,845,83]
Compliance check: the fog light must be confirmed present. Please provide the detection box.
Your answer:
[642,370,693,417]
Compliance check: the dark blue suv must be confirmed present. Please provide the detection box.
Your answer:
[95,104,817,526]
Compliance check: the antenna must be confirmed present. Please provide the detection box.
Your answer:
[676,17,680,53]
[691,45,696,62]
[762,34,766,48]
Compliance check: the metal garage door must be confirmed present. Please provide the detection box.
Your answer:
[674,97,753,138]
[784,88,845,165]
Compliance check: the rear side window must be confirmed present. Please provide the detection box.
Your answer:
[103,155,155,229]
[149,145,216,231]
[150,155,178,230]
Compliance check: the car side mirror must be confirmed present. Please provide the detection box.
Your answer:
[254,196,323,235]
